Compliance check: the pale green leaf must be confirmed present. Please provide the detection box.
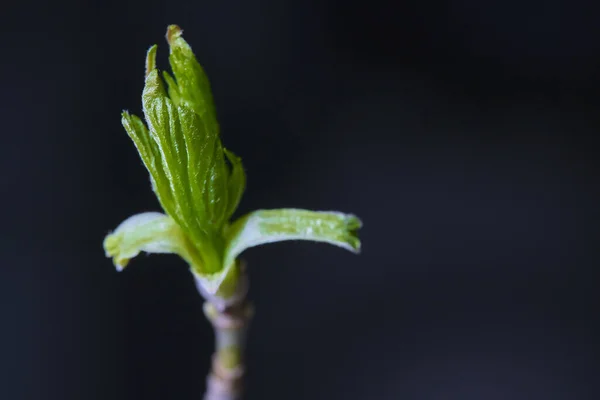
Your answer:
[103,212,199,270]
[224,209,362,268]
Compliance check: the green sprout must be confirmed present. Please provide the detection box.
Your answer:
[103,24,362,399]
[104,26,362,299]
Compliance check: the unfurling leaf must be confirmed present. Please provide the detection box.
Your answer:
[103,212,199,270]
[224,209,362,269]
[165,25,218,135]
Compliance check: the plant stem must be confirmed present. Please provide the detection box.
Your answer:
[201,275,253,400]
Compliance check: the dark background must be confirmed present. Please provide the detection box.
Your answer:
[1,1,598,399]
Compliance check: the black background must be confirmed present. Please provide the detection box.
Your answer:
[1,1,599,399]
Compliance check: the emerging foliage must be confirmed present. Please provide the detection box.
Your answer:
[104,25,362,297]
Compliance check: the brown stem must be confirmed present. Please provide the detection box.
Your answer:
[195,261,253,399]
[203,300,253,400]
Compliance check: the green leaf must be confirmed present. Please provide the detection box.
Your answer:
[223,209,362,268]
[121,111,175,212]
[166,25,219,135]
[103,212,200,270]
[141,72,194,227]
[120,28,243,277]
[138,70,230,273]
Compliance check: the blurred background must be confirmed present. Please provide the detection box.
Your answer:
[1,0,598,399]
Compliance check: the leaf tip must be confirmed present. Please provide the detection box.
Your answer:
[348,238,362,254]
[145,44,158,78]
[142,69,166,102]
[103,233,118,257]
[346,214,363,230]
[120,110,137,134]
[346,214,362,254]
[103,233,129,271]
[166,25,183,45]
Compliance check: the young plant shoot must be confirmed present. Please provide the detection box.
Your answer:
[103,25,362,400]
